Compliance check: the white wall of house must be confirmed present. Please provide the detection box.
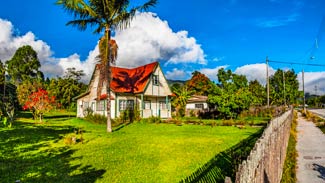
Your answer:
[144,66,172,97]
[186,102,209,110]
[141,96,171,118]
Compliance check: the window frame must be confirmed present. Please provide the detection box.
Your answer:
[119,100,135,111]
[159,101,167,110]
[195,103,204,109]
[144,100,151,109]
[152,75,159,85]
[96,100,106,111]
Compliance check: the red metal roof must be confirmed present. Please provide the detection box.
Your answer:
[110,62,158,93]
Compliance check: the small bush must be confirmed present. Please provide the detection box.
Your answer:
[222,119,234,126]
[64,128,84,145]
[64,134,77,145]
[85,113,107,124]
[148,116,161,124]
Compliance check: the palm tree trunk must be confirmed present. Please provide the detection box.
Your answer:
[106,27,112,133]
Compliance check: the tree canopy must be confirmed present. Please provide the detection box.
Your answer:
[269,69,300,105]
[208,68,252,119]
[6,45,44,84]
[186,71,213,96]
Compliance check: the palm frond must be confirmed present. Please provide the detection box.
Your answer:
[56,0,98,24]
[136,0,157,12]
[66,18,100,31]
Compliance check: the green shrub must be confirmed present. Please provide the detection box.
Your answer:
[64,134,77,145]
[85,113,107,124]
[222,119,234,126]
[119,109,141,123]
[148,116,161,124]
[281,111,297,183]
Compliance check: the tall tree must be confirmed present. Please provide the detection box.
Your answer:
[269,69,300,105]
[64,67,85,81]
[208,69,251,119]
[6,45,43,84]
[172,86,193,117]
[249,80,266,106]
[0,60,4,85]
[57,0,157,132]
[186,71,213,96]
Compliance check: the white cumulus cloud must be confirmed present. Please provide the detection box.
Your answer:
[1,12,206,83]
[234,63,276,85]
[114,12,206,67]
[165,68,189,80]
[0,19,52,63]
[297,71,325,95]
[200,65,229,81]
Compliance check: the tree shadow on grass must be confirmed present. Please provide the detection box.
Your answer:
[0,121,105,183]
[179,127,265,183]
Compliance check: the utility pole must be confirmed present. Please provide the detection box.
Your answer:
[283,71,286,106]
[302,69,306,113]
[266,56,270,107]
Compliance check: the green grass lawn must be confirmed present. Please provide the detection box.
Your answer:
[0,111,261,183]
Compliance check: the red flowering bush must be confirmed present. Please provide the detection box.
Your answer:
[23,89,56,122]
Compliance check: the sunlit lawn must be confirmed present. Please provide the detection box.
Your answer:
[0,111,261,183]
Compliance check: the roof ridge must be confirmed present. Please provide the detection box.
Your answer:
[111,61,158,70]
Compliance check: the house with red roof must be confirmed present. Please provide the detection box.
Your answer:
[75,61,173,119]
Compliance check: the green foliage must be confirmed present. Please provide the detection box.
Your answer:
[85,113,107,124]
[6,45,43,84]
[64,128,84,145]
[208,69,252,119]
[46,68,87,109]
[249,80,266,106]
[270,69,300,105]
[0,82,18,126]
[119,109,141,123]
[0,60,4,84]
[172,86,193,117]
[147,116,162,123]
[281,111,297,183]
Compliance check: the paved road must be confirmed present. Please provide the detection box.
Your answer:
[297,110,325,183]
[309,109,325,119]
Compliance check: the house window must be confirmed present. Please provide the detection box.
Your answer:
[152,75,158,85]
[144,100,151,109]
[159,101,167,110]
[91,102,95,111]
[96,100,105,111]
[195,103,204,109]
[119,100,134,111]
[83,102,89,109]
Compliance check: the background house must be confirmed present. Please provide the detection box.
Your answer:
[75,62,173,119]
[185,95,209,116]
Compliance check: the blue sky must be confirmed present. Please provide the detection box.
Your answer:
[0,0,324,93]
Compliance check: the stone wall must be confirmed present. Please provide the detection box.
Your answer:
[234,109,293,183]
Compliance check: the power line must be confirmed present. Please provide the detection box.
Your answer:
[269,60,325,67]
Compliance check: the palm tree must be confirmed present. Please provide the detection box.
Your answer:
[56,0,157,132]
[173,86,193,117]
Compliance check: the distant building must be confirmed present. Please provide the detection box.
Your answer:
[186,95,209,110]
